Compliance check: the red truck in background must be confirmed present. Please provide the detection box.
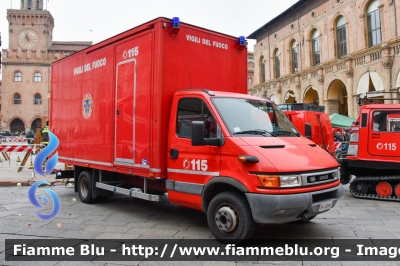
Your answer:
[279,104,336,156]
[51,17,343,243]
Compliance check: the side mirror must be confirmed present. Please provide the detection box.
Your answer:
[305,123,312,140]
[192,121,221,146]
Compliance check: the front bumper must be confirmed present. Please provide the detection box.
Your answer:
[245,184,343,224]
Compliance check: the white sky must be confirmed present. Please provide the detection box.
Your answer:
[1,0,298,72]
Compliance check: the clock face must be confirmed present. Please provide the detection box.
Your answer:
[18,29,39,49]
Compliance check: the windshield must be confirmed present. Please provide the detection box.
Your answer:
[212,97,300,137]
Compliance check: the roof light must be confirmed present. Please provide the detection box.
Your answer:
[237,36,247,51]
[170,17,180,36]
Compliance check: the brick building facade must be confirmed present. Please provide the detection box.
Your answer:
[1,0,91,133]
[248,0,400,118]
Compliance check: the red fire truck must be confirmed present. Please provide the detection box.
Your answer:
[51,17,343,243]
[340,92,400,201]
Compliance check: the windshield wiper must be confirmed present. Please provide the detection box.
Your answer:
[233,129,277,137]
[273,130,300,136]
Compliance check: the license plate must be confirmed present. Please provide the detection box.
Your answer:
[319,201,333,212]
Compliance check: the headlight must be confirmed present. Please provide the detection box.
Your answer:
[257,175,301,188]
[280,176,301,187]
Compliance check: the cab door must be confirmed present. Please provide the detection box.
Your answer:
[368,110,400,157]
[114,33,152,166]
[167,97,221,208]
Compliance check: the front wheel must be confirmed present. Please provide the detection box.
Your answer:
[207,191,256,244]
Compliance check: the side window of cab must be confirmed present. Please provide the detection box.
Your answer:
[176,98,219,139]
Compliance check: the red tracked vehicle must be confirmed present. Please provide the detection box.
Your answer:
[340,92,400,201]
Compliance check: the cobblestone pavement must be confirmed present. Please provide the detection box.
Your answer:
[0,182,399,266]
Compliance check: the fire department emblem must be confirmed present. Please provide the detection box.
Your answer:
[82,93,93,119]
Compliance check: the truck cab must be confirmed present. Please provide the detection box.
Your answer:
[166,90,343,241]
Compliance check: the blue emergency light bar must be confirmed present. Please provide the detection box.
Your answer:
[237,36,246,51]
[170,17,180,36]
[172,17,180,29]
[238,36,246,45]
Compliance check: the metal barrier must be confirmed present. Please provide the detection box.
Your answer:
[0,144,43,172]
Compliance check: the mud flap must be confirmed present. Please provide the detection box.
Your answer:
[92,169,114,198]
[340,160,351,184]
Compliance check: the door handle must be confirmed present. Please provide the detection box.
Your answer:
[116,110,120,115]
[170,149,179,159]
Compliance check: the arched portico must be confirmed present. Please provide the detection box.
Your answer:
[283,90,296,103]
[10,118,25,134]
[327,79,348,115]
[357,71,384,98]
[303,87,319,104]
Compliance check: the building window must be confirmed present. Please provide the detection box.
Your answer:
[21,0,24,8]
[336,16,347,58]
[260,56,266,83]
[36,0,39,9]
[34,72,42,82]
[28,0,32,9]
[34,94,42,105]
[291,41,298,73]
[14,93,21,104]
[312,30,321,66]
[367,0,381,47]
[248,77,252,83]
[14,72,22,82]
[275,49,280,78]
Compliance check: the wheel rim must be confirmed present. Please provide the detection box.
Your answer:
[356,182,369,194]
[376,182,392,197]
[215,205,239,233]
[80,177,89,198]
[395,184,400,197]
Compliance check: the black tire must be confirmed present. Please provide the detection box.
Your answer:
[78,171,95,203]
[207,191,256,244]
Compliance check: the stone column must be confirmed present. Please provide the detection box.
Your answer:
[381,46,392,92]
[277,81,283,104]
[345,57,355,118]
[295,75,301,102]
[325,100,339,115]
[317,67,325,109]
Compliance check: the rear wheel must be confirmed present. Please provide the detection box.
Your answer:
[207,191,256,244]
[78,171,95,203]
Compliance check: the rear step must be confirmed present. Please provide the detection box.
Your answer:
[96,182,166,202]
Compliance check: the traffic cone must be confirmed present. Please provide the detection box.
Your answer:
[17,156,21,162]
[29,161,33,169]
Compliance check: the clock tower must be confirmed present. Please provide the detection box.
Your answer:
[7,0,54,53]
[1,0,91,133]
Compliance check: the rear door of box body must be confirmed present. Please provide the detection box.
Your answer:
[114,32,152,168]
